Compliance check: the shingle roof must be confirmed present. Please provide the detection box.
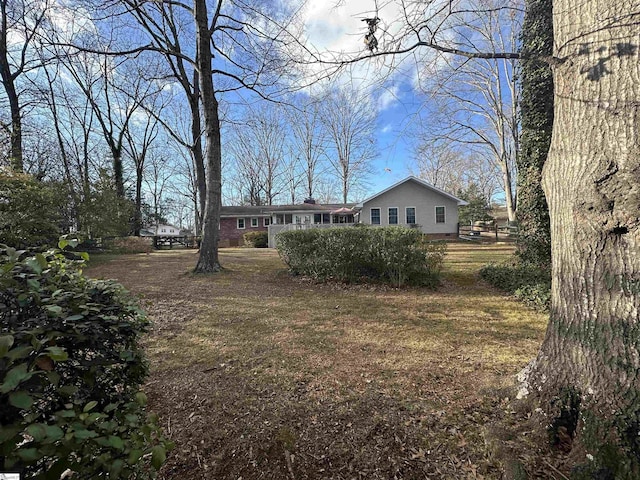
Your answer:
[220,203,357,216]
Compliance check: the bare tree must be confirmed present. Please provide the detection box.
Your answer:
[320,86,377,204]
[287,98,328,200]
[59,50,160,197]
[0,0,50,171]
[124,109,161,235]
[143,152,175,226]
[227,105,288,205]
[412,140,500,201]
[109,0,307,272]
[411,0,521,221]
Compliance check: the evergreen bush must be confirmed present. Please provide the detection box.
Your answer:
[0,238,171,479]
[243,231,268,248]
[480,261,551,311]
[276,226,446,287]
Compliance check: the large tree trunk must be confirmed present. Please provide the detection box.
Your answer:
[525,0,640,473]
[193,0,222,273]
[516,0,553,266]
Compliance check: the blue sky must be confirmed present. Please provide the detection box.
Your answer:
[292,0,439,197]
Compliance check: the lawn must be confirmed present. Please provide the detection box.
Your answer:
[86,243,549,479]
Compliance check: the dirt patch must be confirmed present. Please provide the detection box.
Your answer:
[86,245,559,479]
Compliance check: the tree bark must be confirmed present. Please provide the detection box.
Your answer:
[516,0,553,266]
[525,0,640,472]
[134,165,143,235]
[191,68,206,233]
[193,0,222,273]
[0,0,22,172]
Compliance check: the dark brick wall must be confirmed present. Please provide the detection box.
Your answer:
[219,217,267,247]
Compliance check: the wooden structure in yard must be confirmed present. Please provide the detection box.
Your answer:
[140,224,197,249]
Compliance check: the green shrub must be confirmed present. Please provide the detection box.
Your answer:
[480,260,551,311]
[243,231,268,248]
[276,226,446,287]
[0,239,171,479]
[0,173,63,249]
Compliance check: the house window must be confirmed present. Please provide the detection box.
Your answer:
[314,213,322,224]
[371,208,381,225]
[237,218,246,229]
[435,206,446,223]
[322,213,330,224]
[388,207,398,225]
[406,207,416,224]
[264,217,271,227]
[251,218,258,227]
[161,228,166,233]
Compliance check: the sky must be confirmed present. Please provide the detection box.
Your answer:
[294,0,430,195]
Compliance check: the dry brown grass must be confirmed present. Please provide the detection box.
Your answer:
[86,243,549,479]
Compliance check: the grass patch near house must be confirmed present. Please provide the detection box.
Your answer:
[86,243,553,479]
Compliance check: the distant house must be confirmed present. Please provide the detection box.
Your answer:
[357,176,468,238]
[139,224,186,237]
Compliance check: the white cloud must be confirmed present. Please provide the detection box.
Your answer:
[377,85,400,111]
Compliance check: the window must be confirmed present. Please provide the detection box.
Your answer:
[370,208,381,225]
[388,207,398,225]
[314,213,322,224]
[322,213,330,224]
[264,217,271,227]
[406,207,416,224]
[237,218,245,229]
[251,218,258,227]
[435,206,446,223]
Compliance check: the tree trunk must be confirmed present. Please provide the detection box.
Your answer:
[516,0,553,266]
[113,150,125,198]
[134,165,143,236]
[501,165,516,222]
[193,0,222,273]
[0,66,22,173]
[0,0,22,172]
[525,0,640,473]
[191,68,206,234]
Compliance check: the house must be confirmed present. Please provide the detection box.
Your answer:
[219,176,467,247]
[220,200,358,248]
[356,176,468,239]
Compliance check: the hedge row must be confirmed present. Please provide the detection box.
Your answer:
[276,226,446,287]
[0,238,171,479]
[479,260,551,311]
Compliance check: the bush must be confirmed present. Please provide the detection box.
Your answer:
[480,260,551,311]
[243,231,268,248]
[0,239,171,479]
[0,173,63,249]
[107,236,153,254]
[276,226,446,287]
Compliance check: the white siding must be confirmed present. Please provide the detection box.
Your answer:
[361,179,460,234]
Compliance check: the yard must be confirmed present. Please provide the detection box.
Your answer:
[86,244,552,479]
